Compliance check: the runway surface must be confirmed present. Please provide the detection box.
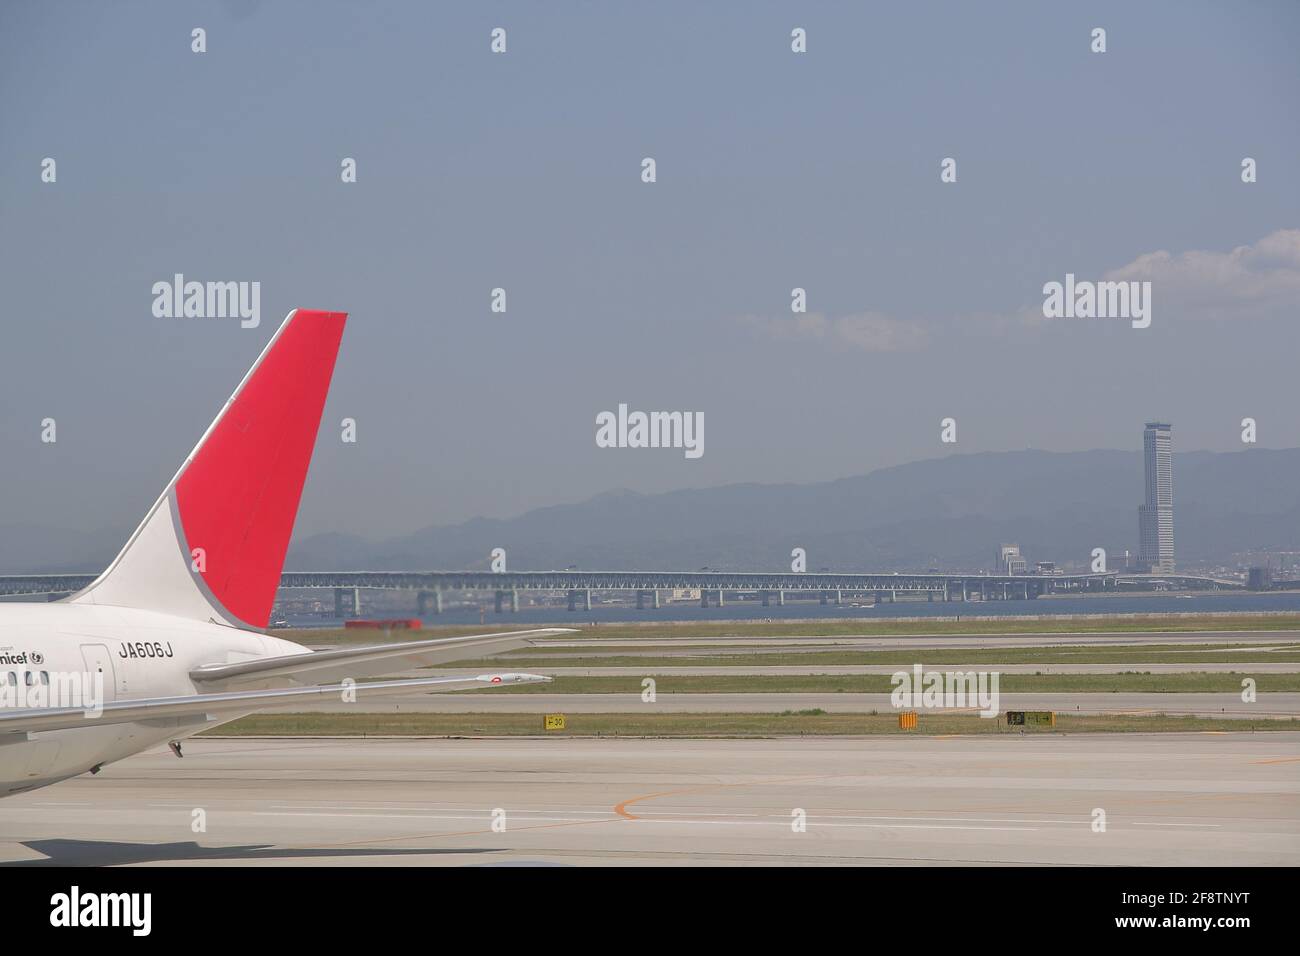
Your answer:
[311,630,1300,660]
[2,735,1295,866]
[500,630,1300,655]
[265,692,1300,717]
[423,663,1300,676]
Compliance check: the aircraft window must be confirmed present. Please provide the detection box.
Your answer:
[5,672,12,686]
[24,671,33,686]
[40,671,49,685]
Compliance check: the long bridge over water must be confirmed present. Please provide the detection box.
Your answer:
[0,568,1240,616]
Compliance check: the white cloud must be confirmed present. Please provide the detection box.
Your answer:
[738,230,1300,351]
[1105,228,1300,318]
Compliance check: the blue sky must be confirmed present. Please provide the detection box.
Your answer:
[1,1,1298,538]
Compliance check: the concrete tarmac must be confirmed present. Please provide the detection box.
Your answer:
[420,663,1300,677]
[262,692,1300,717]
[315,630,1300,657]
[510,630,1300,656]
[1,734,1295,866]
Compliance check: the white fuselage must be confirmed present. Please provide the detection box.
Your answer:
[0,602,307,795]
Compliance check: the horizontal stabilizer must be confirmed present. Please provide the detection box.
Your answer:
[0,673,548,737]
[189,627,576,686]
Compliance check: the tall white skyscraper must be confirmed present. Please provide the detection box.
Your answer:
[1138,422,1174,573]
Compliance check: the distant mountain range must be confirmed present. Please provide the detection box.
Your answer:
[282,447,1300,572]
[4,448,1297,575]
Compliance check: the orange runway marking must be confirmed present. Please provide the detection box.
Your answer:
[615,774,831,821]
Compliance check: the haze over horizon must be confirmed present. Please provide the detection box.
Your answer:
[3,1,1299,541]
[3,444,1295,575]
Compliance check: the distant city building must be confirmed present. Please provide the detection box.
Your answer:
[1138,422,1174,573]
[997,544,1028,575]
[1035,561,1057,574]
[1247,567,1273,591]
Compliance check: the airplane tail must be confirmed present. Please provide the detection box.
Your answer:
[70,309,347,630]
